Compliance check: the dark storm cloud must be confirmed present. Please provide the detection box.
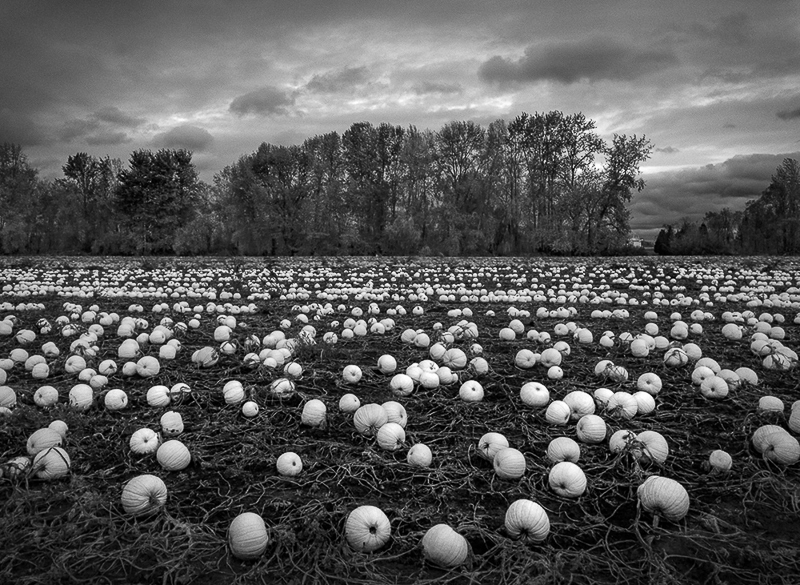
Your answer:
[92,107,146,128]
[229,87,296,117]
[479,37,679,85]
[777,107,800,121]
[630,151,800,231]
[153,125,214,151]
[0,108,46,146]
[306,66,370,93]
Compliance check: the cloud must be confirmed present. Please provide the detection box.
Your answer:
[92,106,145,128]
[412,81,463,95]
[153,125,214,151]
[479,37,678,85]
[86,131,131,146]
[229,87,295,116]
[630,151,800,231]
[655,146,679,154]
[777,107,800,120]
[0,108,46,146]
[306,66,370,93]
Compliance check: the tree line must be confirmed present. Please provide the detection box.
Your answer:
[0,112,655,256]
[654,158,800,256]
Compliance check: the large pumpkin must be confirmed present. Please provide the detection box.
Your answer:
[345,505,392,552]
[548,461,587,498]
[32,446,71,480]
[228,512,269,560]
[156,440,191,471]
[353,404,388,436]
[637,475,690,522]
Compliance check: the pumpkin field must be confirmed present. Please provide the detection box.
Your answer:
[1,255,799,585]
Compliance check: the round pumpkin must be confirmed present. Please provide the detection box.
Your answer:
[32,446,71,480]
[156,440,191,471]
[130,427,161,455]
[421,524,469,568]
[546,436,581,464]
[345,505,391,552]
[26,427,63,456]
[376,422,406,451]
[276,451,303,476]
[301,399,327,427]
[229,512,269,560]
[548,461,587,498]
[504,499,550,542]
[575,414,607,444]
[121,474,167,516]
[477,432,509,461]
[637,475,690,522]
[493,447,526,480]
[353,404,388,436]
[520,382,549,407]
[407,443,433,468]
[633,430,669,464]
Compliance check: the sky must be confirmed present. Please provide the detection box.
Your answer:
[2,0,799,241]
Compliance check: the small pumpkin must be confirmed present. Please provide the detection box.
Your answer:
[26,427,63,456]
[68,383,94,411]
[504,499,550,542]
[545,400,571,425]
[546,436,581,464]
[121,474,167,516]
[301,399,327,427]
[459,380,484,402]
[751,425,800,465]
[130,427,161,455]
[229,512,269,560]
[520,382,549,407]
[477,432,509,462]
[345,505,392,552]
[160,411,184,436]
[421,524,469,568]
[708,449,732,473]
[104,388,128,411]
[339,393,361,413]
[633,430,669,465]
[353,404,388,436]
[33,385,59,408]
[407,443,433,467]
[276,451,303,476]
[575,414,607,444]
[376,422,406,451]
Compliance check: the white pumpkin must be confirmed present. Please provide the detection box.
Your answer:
[241,401,259,418]
[563,391,595,420]
[130,427,161,455]
[633,430,669,464]
[342,364,363,384]
[353,404,388,436]
[504,499,550,542]
[33,385,59,407]
[339,393,361,413]
[276,451,303,476]
[459,380,484,402]
[32,446,71,480]
[156,440,191,471]
[548,461,587,498]
[477,432,509,461]
[751,425,800,465]
[520,382,549,407]
[68,383,94,411]
[376,422,406,451]
[545,400,571,425]
[637,475,690,522]
[121,474,167,516]
[301,399,327,427]
[407,443,433,468]
[104,388,128,411]
[708,449,732,473]
[381,401,407,427]
[160,411,184,436]
[146,385,171,407]
[345,505,392,552]
[493,447,526,479]
[421,524,469,568]
[575,414,607,444]
[26,427,63,456]
[389,373,415,397]
[228,512,269,560]
[546,436,580,464]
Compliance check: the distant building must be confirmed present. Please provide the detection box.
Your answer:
[627,235,643,248]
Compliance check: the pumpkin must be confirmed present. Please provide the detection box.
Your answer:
[636,372,662,395]
[699,375,729,399]
[478,432,509,461]
[146,385,171,407]
[418,370,440,389]
[301,399,327,427]
[563,390,595,420]
[459,380,484,402]
[64,355,86,374]
[33,386,58,408]
[605,392,638,419]
[156,439,191,471]
[421,524,469,568]
[276,451,303,476]
[407,443,433,467]
[339,393,361,413]
[342,364,363,384]
[633,430,669,464]
[608,429,635,453]
[241,401,259,418]
[32,446,71,480]
[663,347,688,368]
[270,377,296,397]
[68,383,94,411]
[546,436,581,464]
[26,427,63,456]
[130,427,161,455]
[135,356,160,378]
[708,449,732,473]
[504,499,550,542]
[575,414,607,444]
[520,382,549,407]
[539,348,562,368]
[376,422,406,451]
[229,512,269,560]
[633,391,656,415]
[104,388,128,411]
[758,396,784,413]
[637,475,690,522]
[121,474,167,516]
[160,411,184,435]
[222,380,245,405]
[0,385,16,409]
[345,505,392,552]
[377,354,397,375]
[48,419,68,440]
[493,447,526,479]
[593,387,614,408]
[192,346,220,368]
[735,366,758,386]
[548,461,587,498]
[389,373,415,397]
[353,404,388,436]
[751,425,800,465]
[381,401,407,427]
[2,455,31,479]
[545,400,572,425]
